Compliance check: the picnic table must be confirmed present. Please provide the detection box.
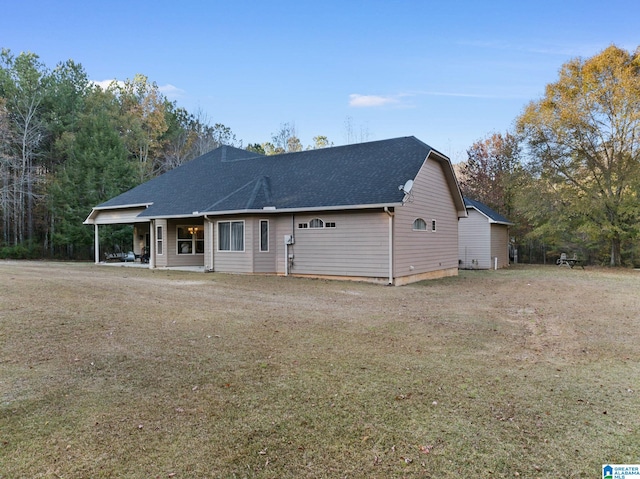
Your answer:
[556,253,584,269]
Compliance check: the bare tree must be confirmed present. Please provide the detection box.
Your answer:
[0,50,48,245]
[343,116,371,144]
[271,122,298,154]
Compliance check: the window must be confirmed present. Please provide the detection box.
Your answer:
[177,225,204,254]
[431,219,437,232]
[156,226,163,255]
[298,223,308,229]
[218,221,244,251]
[305,218,335,228]
[413,218,427,231]
[260,220,269,252]
[309,218,324,228]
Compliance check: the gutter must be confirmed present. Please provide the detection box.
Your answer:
[185,202,404,219]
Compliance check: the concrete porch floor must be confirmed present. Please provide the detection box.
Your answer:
[99,262,205,273]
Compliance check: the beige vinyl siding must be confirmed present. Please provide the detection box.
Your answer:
[163,219,205,267]
[132,224,150,257]
[490,224,510,268]
[288,211,389,278]
[213,217,253,273]
[274,216,294,275]
[154,219,168,268]
[91,207,147,225]
[254,218,276,273]
[394,157,459,277]
[458,209,491,269]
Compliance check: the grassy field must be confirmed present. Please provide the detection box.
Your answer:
[1,261,639,478]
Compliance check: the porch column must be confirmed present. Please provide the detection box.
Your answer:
[149,219,156,269]
[94,224,100,264]
[204,217,213,271]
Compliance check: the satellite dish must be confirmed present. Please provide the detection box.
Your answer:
[400,179,413,194]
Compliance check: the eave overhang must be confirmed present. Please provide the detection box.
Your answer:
[83,203,153,225]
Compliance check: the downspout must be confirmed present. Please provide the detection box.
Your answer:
[285,241,289,276]
[384,207,394,285]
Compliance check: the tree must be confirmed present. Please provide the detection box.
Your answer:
[246,143,265,155]
[111,74,168,182]
[156,105,239,174]
[155,103,197,175]
[0,98,18,245]
[517,45,640,266]
[459,132,521,217]
[309,135,333,149]
[50,87,135,256]
[0,49,49,246]
[41,59,90,170]
[344,116,371,144]
[270,122,301,154]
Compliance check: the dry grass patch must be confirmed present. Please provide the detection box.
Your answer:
[1,261,639,478]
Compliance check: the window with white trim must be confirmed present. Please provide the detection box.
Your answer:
[156,226,163,255]
[259,220,269,252]
[431,219,437,232]
[412,218,427,231]
[177,225,204,254]
[218,220,244,251]
[301,218,335,229]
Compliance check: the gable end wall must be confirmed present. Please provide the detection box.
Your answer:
[458,209,491,269]
[394,157,459,279]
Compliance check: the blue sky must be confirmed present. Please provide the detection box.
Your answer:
[2,0,638,162]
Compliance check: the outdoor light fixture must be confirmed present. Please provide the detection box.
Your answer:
[187,226,199,235]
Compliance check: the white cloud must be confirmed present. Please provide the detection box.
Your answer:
[92,79,124,90]
[158,84,186,99]
[349,94,400,108]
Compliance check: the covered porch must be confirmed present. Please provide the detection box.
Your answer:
[85,205,208,271]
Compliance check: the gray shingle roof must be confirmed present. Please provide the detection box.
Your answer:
[95,136,448,217]
[463,197,513,225]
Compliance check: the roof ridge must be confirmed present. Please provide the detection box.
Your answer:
[246,176,271,209]
[204,178,260,211]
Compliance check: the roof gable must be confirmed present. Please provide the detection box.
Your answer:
[463,198,513,225]
[90,137,464,219]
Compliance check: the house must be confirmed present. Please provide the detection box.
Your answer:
[458,197,513,270]
[84,136,467,285]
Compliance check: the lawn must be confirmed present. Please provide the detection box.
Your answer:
[1,261,639,478]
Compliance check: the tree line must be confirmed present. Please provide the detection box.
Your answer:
[2,45,639,266]
[0,49,337,259]
[458,45,640,267]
